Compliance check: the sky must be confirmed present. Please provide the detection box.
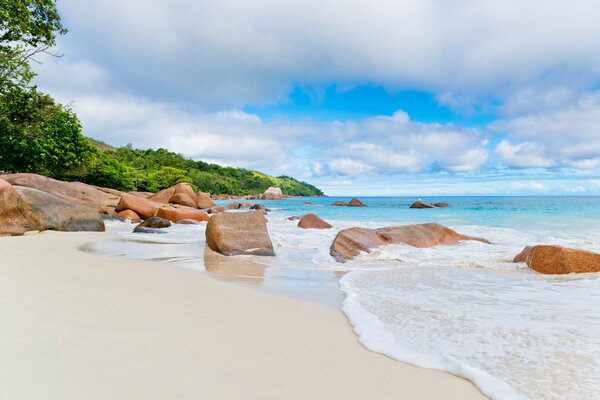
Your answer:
[33,0,600,195]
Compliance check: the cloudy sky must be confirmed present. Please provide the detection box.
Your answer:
[34,0,600,195]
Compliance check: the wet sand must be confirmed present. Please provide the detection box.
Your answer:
[0,231,487,399]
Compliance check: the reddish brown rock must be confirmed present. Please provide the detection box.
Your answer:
[115,193,157,220]
[286,215,304,221]
[197,192,216,209]
[211,194,232,200]
[104,209,118,216]
[156,207,209,223]
[0,181,105,236]
[128,191,154,199]
[331,201,348,207]
[330,223,490,262]
[410,201,435,209]
[207,206,226,214]
[303,201,313,205]
[225,202,242,210]
[134,217,171,231]
[433,202,449,208]
[172,183,199,205]
[514,245,600,274]
[205,211,275,256]
[348,198,367,207]
[169,193,197,208]
[149,187,176,204]
[0,173,121,211]
[297,214,332,229]
[116,210,141,222]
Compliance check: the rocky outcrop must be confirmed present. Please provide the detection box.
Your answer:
[348,198,367,207]
[260,187,284,200]
[205,211,275,256]
[297,214,332,229]
[115,193,157,220]
[133,217,171,232]
[0,180,105,236]
[156,207,209,223]
[410,201,449,208]
[330,223,490,262]
[331,201,348,207]
[169,193,197,208]
[116,210,141,222]
[197,192,216,209]
[0,173,121,211]
[149,187,175,204]
[514,245,600,274]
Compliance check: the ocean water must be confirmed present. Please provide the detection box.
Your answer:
[87,196,600,400]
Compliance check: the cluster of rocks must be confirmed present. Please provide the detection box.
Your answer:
[331,198,367,207]
[211,187,290,201]
[410,200,449,208]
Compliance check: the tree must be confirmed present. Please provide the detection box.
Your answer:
[0,0,66,92]
[0,86,95,176]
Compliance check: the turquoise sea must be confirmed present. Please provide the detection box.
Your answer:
[89,196,600,400]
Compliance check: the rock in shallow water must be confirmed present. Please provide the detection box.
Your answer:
[330,223,490,262]
[134,217,171,231]
[205,211,274,256]
[348,198,367,207]
[514,245,600,274]
[297,213,332,229]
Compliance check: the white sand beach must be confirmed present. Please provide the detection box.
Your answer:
[0,231,487,399]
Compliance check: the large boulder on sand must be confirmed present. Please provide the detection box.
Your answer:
[169,193,197,208]
[0,180,105,236]
[348,198,367,207]
[115,193,157,220]
[297,213,332,229]
[514,245,600,274]
[260,187,284,200]
[156,207,209,223]
[197,192,216,209]
[0,173,122,211]
[205,211,275,256]
[330,223,490,262]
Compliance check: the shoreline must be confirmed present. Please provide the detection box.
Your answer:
[0,231,487,399]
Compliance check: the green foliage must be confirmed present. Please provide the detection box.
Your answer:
[0,86,96,177]
[1,0,66,92]
[72,143,324,196]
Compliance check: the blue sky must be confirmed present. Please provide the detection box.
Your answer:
[34,0,600,195]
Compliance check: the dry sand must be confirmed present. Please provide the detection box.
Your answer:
[0,231,487,399]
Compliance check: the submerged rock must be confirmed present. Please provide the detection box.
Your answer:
[0,180,105,236]
[514,245,600,274]
[297,213,332,229]
[432,202,449,208]
[132,227,168,234]
[410,200,449,208]
[286,215,304,221]
[348,198,367,207]
[205,211,275,256]
[331,201,348,207]
[330,223,490,262]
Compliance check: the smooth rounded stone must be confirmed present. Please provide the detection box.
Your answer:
[207,206,226,214]
[116,210,142,222]
[134,217,171,230]
[156,207,209,223]
[132,227,168,234]
[330,223,490,263]
[169,193,197,208]
[0,182,105,236]
[0,173,121,210]
[205,211,275,256]
[115,193,157,220]
[197,192,216,209]
[176,219,203,225]
[297,213,332,229]
[225,201,242,210]
[331,201,348,207]
[514,245,600,274]
[172,183,199,205]
[149,187,176,204]
[348,198,367,207]
[409,200,435,209]
[260,187,284,200]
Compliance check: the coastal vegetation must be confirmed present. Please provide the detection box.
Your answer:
[0,1,323,197]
